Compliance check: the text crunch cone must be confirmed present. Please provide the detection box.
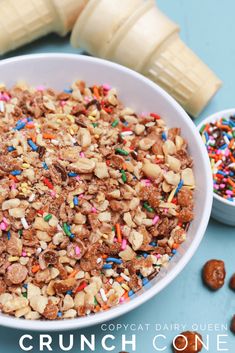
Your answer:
[71,0,222,117]
[0,0,88,55]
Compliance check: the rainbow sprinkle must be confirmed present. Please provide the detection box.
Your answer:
[200,116,235,202]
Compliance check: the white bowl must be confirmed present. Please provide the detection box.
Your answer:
[197,109,235,226]
[0,53,213,331]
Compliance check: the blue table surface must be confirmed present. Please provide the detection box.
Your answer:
[0,0,235,352]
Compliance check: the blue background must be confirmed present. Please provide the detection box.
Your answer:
[1,0,235,352]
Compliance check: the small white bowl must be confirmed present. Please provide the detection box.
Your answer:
[197,108,235,226]
[0,53,213,331]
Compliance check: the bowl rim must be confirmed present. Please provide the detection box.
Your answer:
[197,108,235,208]
[0,53,213,331]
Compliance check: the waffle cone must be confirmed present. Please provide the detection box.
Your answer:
[71,0,221,117]
[71,0,144,55]
[0,0,88,55]
[145,34,222,116]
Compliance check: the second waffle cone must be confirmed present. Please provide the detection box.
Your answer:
[71,0,221,117]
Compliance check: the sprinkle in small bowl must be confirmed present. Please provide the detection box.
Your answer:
[198,109,235,226]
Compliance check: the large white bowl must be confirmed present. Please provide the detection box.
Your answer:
[197,109,235,226]
[0,53,213,331]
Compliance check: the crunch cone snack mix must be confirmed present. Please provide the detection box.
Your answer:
[0,81,195,320]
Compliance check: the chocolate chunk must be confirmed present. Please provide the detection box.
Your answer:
[38,146,46,159]
[173,331,203,353]
[202,259,226,290]
[54,163,67,182]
